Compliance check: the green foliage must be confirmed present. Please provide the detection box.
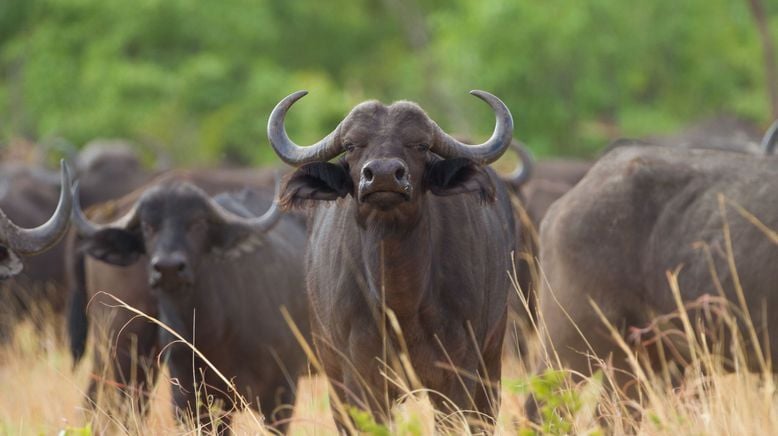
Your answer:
[57,424,92,436]
[348,407,391,436]
[509,369,603,435]
[0,0,776,163]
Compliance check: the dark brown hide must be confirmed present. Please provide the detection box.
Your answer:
[70,168,308,434]
[0,162,72,340]
[506,158,592,356]
[270,92,518,432]
[0,145,148,341]
[529,145,778,418]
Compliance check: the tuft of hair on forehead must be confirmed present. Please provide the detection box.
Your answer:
[388,100,426,112]
[342,100,388,127]
[389,101,434,127]
[343,99,434,132]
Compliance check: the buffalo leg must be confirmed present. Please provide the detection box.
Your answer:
[86,317,159,417]
[168,359,234,435]
[472,357,502,432]
[320,353,385,433]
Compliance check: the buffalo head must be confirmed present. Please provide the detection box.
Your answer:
[0,160,72,279]
[268,90,513,229]
[72,181,282,290]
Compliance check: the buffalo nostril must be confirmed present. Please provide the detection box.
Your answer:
[394,167,406,181]
[363,167,374,182]
[153,259,187,274]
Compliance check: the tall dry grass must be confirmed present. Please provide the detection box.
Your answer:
[0,273,776,435]
[2,192,778,434]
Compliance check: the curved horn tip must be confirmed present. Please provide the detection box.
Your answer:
[468,90,513,121]
[469,90,497,101]
[60,159,72,186]
[286,90,309,103]
[271,91,309,117]
[269,90,309,124]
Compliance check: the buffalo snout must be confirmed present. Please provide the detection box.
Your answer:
[150,252,193,288]
[358,158,411,207]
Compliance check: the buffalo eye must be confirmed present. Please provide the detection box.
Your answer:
[344,142,356,152]
[414,143,430,152]
[188,217,208,233]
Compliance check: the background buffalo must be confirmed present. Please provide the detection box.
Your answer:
[69,168,309,433]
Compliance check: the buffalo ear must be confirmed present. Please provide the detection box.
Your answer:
[425,158,496,202]
[0,247,23,279]
[280,161,353,209]
[83,228,145,266]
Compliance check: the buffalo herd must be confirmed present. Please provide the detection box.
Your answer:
[1,93,778,434]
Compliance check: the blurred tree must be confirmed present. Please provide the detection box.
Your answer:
[746,0,778,119]
[0,0,775,163]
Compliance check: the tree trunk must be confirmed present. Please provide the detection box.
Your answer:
[746,0,778,120]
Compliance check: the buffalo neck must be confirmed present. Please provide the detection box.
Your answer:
[359,207,433,319]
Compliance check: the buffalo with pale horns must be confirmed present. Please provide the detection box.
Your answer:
[268,90,519,431]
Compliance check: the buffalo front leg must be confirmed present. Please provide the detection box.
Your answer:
[429,362,498,434]
[319,351,390,433]
[86,315,159,418]
[166,348,235,434]
[472,354,503,433]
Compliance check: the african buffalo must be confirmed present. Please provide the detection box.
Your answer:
[0,161,72,339]
[0,160,72,280]
[528,144,778,418]
[510,118,775,318]
[504,155,590,355]
[267,90,519,431]
[74,139,150,207]
[70,169,309,433]
[0,142,149,339]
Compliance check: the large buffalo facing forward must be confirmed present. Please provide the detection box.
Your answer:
[0,161,72,281]
[72,172,309,434]
[268,90,519,431]
[530,144,778,417]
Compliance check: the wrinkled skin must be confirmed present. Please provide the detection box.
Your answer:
[528,145,778,419]
[277,100,518,432]
[70,169,308,434]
